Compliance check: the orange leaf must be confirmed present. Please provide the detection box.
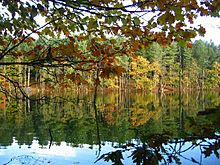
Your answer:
[186,42,193,48]
[92,50,101,57]
[66,73,76,81]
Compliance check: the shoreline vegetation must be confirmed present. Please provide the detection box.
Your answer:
[0,38,220,98]
[0,1,219,164]
[0,0,219,99]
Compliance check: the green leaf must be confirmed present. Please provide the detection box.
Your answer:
[173,7,184,21]
[158,13,167,24]
[133,16,140,26]
[158,12,175,25]
[178,40,186,47]
[88,18,98,30]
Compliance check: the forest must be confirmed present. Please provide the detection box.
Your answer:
[0,0,219,99]
[0,35,220,98]
[0,1,220,164]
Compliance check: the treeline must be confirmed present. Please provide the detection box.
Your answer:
[138,40,220,91]
[0,36,220,95]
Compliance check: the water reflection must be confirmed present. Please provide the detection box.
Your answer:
[0,91,219,164]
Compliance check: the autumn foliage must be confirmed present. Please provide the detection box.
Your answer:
[0,0,219,97]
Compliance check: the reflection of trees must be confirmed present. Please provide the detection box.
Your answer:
[96,103,220,165]
[0,92,134,147]
[0,92,219,164]
[96,122,220,165]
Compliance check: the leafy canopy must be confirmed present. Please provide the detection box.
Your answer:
[0,0,219,96]
[0,0,219,49]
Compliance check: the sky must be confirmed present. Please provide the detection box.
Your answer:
[34,15,220,46]
[31,3,220,46]
[0,1,219,46]
[193,16,220,45]
[122,0,220,46]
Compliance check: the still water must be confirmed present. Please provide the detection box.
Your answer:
[0,91,219,165]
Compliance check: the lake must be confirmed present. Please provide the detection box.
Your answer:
[0,91,219,165]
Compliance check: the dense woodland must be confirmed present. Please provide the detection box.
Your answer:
[0,36,220,97]
[0,0,219,98]
[0,1,220,164]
